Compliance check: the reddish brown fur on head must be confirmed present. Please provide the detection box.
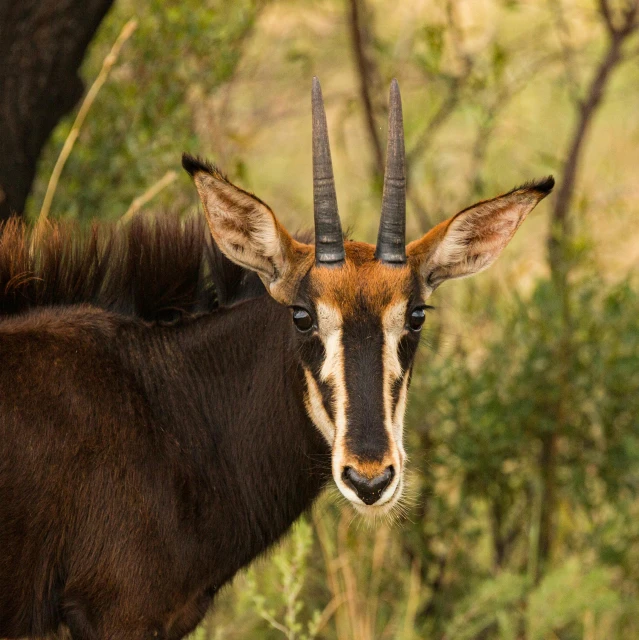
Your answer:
[306,243,413,318]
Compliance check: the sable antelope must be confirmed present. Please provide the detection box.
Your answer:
[0,78,553,640]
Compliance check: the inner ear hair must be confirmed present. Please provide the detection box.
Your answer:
[182,153,312,304]
[407,176,554,289]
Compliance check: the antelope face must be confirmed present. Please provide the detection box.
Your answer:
[185,78,554,516]
[291,251,419,513]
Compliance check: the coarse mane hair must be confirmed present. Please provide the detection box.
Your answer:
[0,215,265,321]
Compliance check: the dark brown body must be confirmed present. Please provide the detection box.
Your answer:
[0,82,553,634]
[0,220,331,640]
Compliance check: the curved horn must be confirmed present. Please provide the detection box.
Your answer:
[312,77,345,266]
[376,79,406,265]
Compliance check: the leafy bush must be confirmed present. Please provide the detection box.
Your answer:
[405,270,639,637]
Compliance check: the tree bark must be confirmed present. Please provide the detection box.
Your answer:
[0,0,115,220]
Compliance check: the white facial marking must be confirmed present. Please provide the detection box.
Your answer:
[302,302,347,450]
[314,302,348,464]
[303,298,410,515]
[303,368,335,445]
[375,300,409,504]
[393,374,410,449]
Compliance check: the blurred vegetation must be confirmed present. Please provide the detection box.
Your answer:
[28,0,639,637]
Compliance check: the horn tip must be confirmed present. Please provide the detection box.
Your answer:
[389,78,401,103]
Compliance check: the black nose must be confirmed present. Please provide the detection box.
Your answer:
[342,466,395,505]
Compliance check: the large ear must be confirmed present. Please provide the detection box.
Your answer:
[182,154,312,305]
[407,177,554,292]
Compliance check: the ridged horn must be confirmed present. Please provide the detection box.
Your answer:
[376,79,406,265]
[312,77,345,266]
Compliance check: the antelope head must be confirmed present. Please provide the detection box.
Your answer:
[184,78,554,517]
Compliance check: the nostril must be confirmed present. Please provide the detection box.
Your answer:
[342,465,396,506]
[385,465,395,483]
[342,466,361,494]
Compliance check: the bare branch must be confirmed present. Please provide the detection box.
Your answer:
[599,0,616,35]
[408,188,433,232]
[120,170,177,224]
[406,80,461,166]
[549,7,638,274]
[598,0,639,37]
[541,1,638,574]
[464,53,558,206]
[620,0,639,36]
[407,0,473,166]
[445,0,473,75]
[346,0,436,228]
[38,18,138,225]
[549,0,582,106]
[347,0,384,178]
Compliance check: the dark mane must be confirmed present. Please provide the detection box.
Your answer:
[0,215,264,321]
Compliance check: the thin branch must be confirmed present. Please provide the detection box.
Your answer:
[540,0,638,579]
[408,189,433,232]
[346,0,435,229]
[120,170,177,224]
[463,53,559,206]
[257,610,293,638]
[312,594,348,637]
[403,0,478,229]
[406,0,473,166]
[549,0,582,106]
[406,81,460,166]
[38,18,138,224]
[445,0,473,74]
[549,1,638,272]
[599,0,639,37]
[621,0,639,35]
[599,0,616,34]
[347,0,384,178]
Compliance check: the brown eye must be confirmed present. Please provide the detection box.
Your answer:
[409,308,426,332]
[292,308,314,333]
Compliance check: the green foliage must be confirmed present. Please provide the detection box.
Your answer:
[402,268,639,638]
[27,0,262,221]
[243,518,324,640]
[442,572,529,640]
[526,559,619,640]
[414,24,446,75]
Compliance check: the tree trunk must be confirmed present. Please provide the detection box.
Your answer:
[0,0,115,220]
